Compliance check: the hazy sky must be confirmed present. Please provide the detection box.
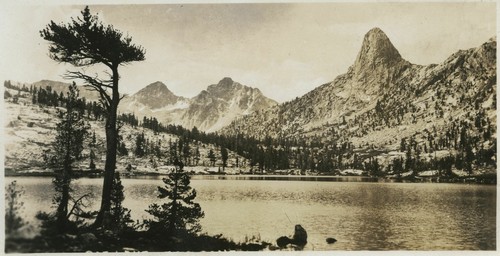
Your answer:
[0,1,496,102]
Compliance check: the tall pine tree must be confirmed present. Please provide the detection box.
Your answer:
[41,6,145,227]
[45,82,89,232]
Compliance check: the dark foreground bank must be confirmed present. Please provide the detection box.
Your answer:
[5,230,273,253]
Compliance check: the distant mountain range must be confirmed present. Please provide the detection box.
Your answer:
[9,27,496,147]
[222,28,496,149]
[21,76,278,132]
[119,77,278,132]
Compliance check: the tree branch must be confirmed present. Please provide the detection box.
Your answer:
[65,71,113,89]
[67,193,93,219]
[64,71,113,107]
[117,93,127,105]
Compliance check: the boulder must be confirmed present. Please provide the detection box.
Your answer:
[276,224,308,249]
[291,224,307,247]
[326,237,337,244]
[276,236,292,248]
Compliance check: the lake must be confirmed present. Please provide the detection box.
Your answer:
[4,176,496,250]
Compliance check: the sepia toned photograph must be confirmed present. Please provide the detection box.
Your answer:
[1,0,497,253]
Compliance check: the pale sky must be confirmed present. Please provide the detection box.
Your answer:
[0,1,496,102]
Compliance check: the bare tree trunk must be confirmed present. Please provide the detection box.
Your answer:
[94,67,120,228]
[56,178,70,231]
[56,159,71,232]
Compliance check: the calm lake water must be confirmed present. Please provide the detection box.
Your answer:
[5,176,496,250]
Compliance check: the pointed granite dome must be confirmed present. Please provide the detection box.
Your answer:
[353,28,405,75]
[349,28,412,88]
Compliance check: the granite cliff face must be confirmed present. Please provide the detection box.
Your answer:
[222,28,496,151]
[350,27,413,97]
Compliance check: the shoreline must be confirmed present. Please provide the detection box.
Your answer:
[4,168,497,184]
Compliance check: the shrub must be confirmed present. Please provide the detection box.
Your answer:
[5,180,28,237]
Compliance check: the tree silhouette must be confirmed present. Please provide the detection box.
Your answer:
[47,83,89,232]
[145,161,204,236]
[221,147,228,172]
[105,172,133,232]
[5,181,28,237]
[89,131,97,171]
[40,6,145,227]
[135,132,146,157]
[208,149,216,167]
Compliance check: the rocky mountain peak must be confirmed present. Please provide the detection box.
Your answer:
[184,78,277,131]
[206,77,244,97]
[353,28,404,72]
[219,77,234,86]
[222,33,496,158]
[137,81,173,96]
[134,81,181,109]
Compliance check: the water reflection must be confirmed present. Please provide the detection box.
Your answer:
[345,184,497,250]
[4,177,496,250]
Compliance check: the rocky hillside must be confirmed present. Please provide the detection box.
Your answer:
[120,78,277,132]
[223,28,496,151]
[3,88,249,174]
